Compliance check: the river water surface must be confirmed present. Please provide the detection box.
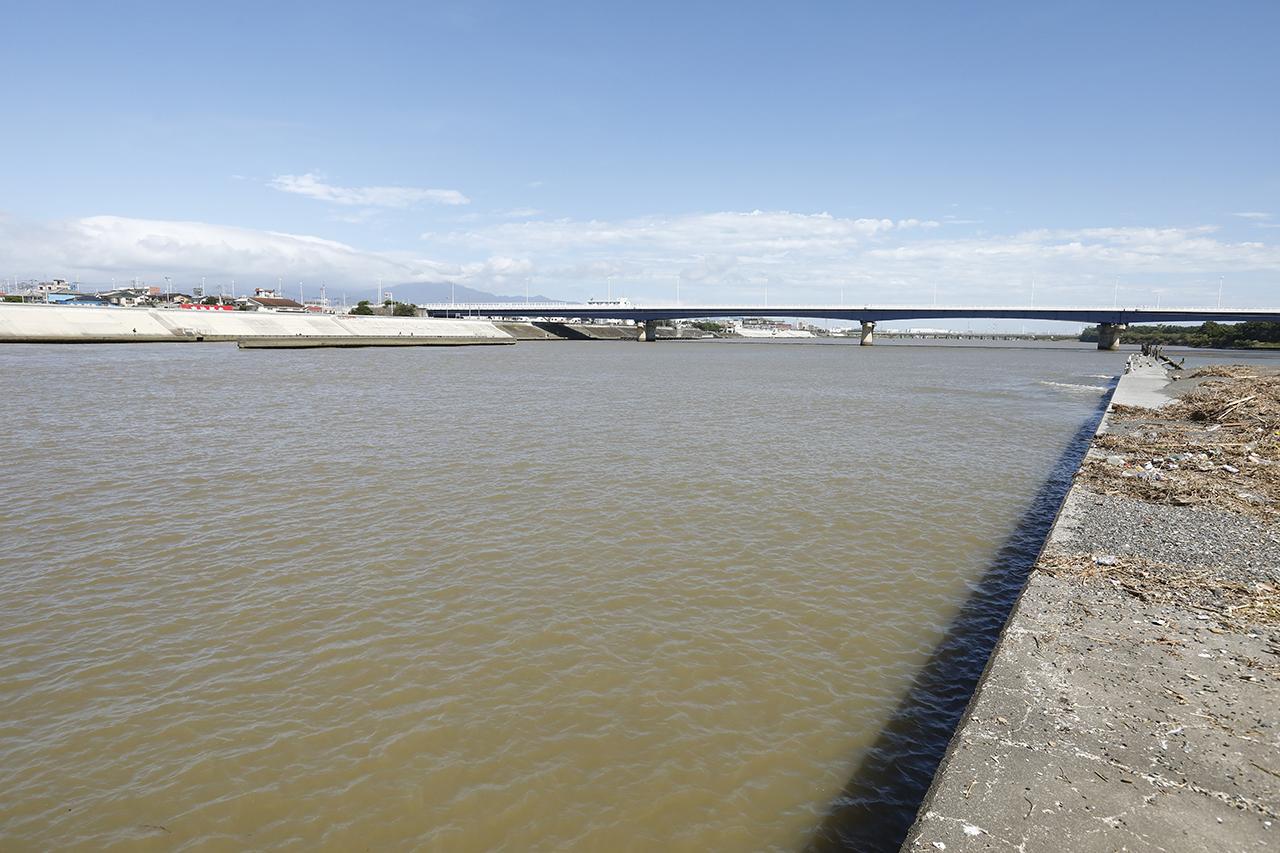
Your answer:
[3,339,1122,850]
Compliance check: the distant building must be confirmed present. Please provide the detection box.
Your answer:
[733,317,795,331]
[98,288,155,307]
[241,293,306,312]
[154,293,194,305]
[15,280,80,301]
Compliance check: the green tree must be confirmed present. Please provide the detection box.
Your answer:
[1077,320,1280,349]
[351,300,374,315]
[392,302,416,316]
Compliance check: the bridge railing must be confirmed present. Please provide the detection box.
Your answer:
[415,302,1278,312]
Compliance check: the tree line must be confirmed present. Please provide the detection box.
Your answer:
[1078,321,1280,349]
[351,299,416,317]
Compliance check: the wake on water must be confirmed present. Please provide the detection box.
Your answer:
[1039,380,1110,394]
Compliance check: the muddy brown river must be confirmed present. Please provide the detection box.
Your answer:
[1,339,1122,850]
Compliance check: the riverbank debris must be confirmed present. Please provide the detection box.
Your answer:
[1080,368,1280,518]
[1037,552,1280,631]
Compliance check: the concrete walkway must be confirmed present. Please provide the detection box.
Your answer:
[903,363,1279,852]
[1111,355,1178,408]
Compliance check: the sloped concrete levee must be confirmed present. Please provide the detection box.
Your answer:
[495,322,566,340]
[901,358,1279,852]
[0,303,513,345]
[236,335,513,348]
[493,321,641,341]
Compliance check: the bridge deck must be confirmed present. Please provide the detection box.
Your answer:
[420,303,1280,325]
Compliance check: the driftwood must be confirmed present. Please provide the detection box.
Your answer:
[1038,552,1280,631]
[1086,371,1280,519]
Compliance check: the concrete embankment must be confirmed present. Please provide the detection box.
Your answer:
[0,303,514,345]
[904,358,1279,851]
[495,321,641,341]
[495,322,567,341]
[236,335,513,348]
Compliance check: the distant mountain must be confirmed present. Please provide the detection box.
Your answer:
[341,282,560,305]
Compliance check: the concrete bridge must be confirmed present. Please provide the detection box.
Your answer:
[420,303,1280,349]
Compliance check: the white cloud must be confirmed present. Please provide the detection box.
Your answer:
[3,210,1277,308]
[269,173,469,207]
[0,215,516,290]
[425,210,938,256]
[420,211,1280,305]
[1232,211,1272,220]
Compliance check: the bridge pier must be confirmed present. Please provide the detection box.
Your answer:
[1097,322,1127,350]
[640,319,658,342]
[860,320,876,346]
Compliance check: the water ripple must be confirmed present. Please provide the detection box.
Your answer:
[0,341,1115,850]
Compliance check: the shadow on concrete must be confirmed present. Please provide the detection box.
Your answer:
[532,321,591,340]
[804,386,1114,852]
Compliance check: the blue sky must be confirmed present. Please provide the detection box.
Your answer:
[2,1,1278,311]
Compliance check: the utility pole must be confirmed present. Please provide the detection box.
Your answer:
[1217,276,1224,309]
[1113,277,1119,310]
